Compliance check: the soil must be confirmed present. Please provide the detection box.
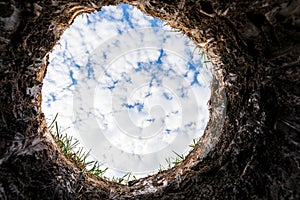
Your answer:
[0,0,299,199]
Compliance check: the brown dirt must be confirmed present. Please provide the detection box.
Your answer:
[0,0,299,199]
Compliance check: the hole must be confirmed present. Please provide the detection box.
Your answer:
[42,4,213,183]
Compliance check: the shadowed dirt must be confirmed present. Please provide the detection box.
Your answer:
[0,0,299,199]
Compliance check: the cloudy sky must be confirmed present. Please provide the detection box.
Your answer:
[42,4,212,180]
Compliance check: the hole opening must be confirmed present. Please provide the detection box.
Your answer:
[42,3,224,185]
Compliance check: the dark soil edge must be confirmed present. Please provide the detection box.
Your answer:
[0,0,299,199]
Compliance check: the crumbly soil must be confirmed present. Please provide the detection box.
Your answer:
[0,0,299,199]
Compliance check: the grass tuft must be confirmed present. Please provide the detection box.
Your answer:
[48,113,107,178]
[158,138,198,172]
[189,138,198,149]
[49,114,200,184]
[111,172,136,184]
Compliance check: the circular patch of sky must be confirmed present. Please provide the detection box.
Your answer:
[42,3,212,182]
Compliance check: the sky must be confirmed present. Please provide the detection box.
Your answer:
[42,4,212,180]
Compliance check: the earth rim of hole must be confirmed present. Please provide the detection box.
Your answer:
[43,3,226,185]
[1,0,298,199]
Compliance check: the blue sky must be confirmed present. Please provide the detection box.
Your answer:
[42,4,212,180]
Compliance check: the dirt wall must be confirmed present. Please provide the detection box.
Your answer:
[0,0,299,199]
